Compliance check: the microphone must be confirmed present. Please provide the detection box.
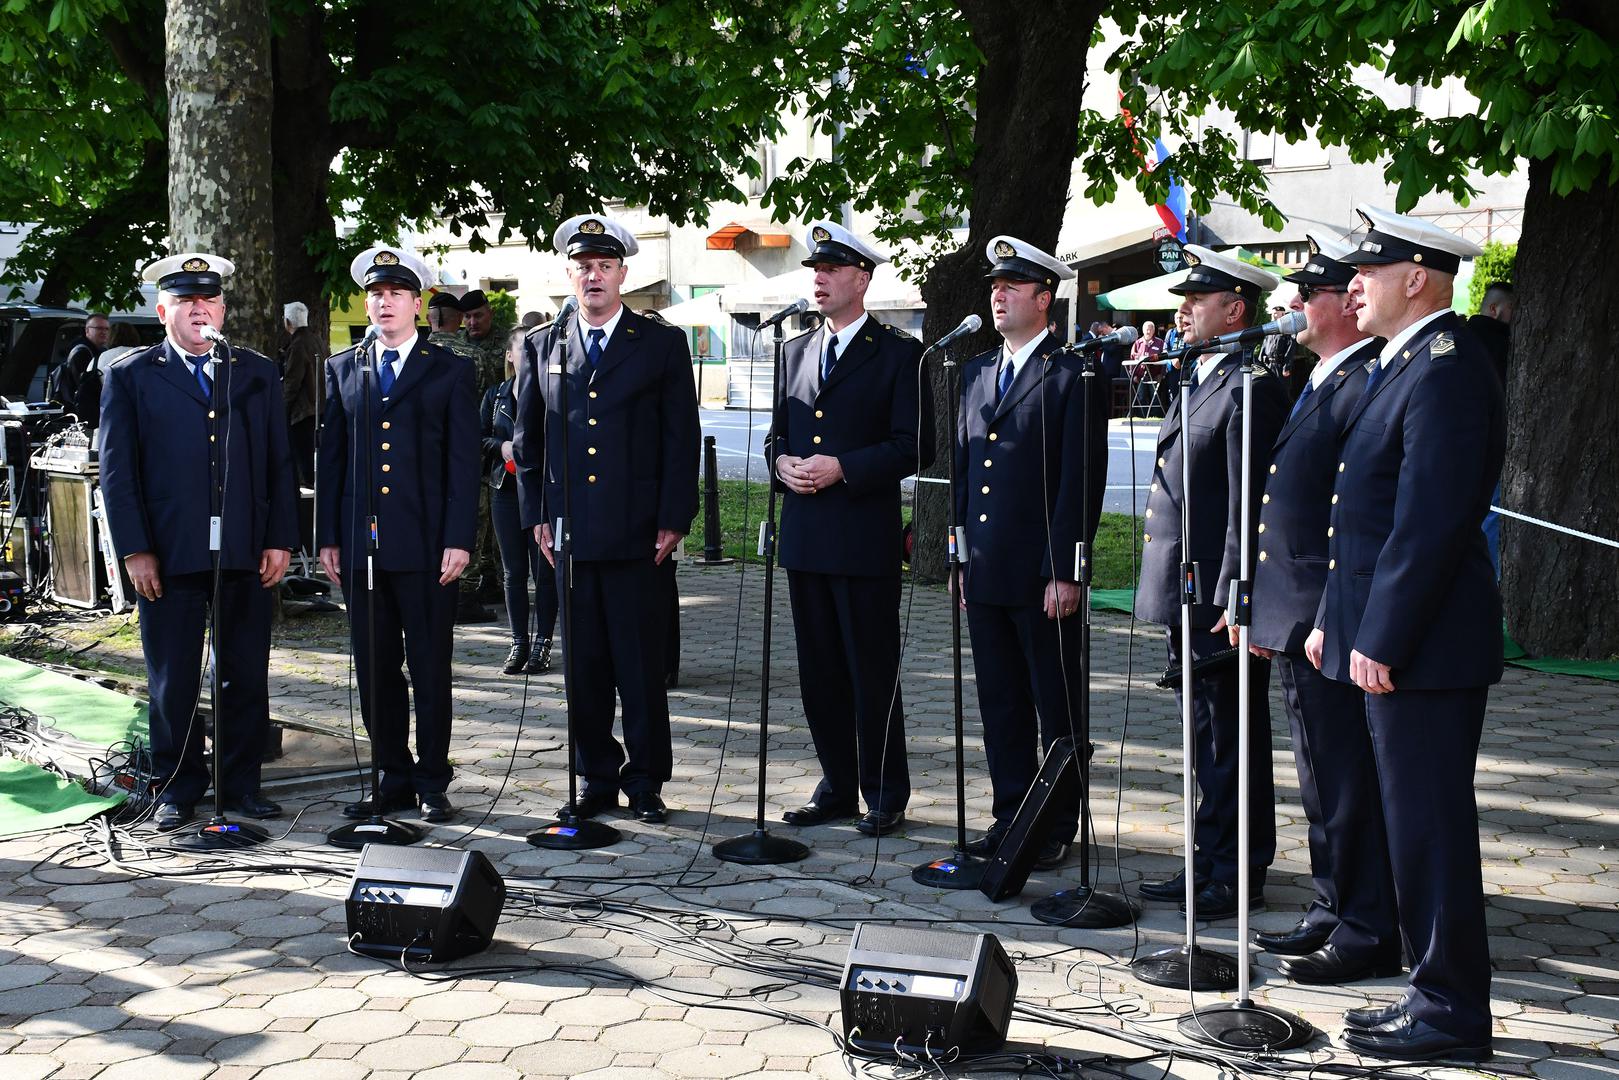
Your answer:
[1068,325,1140,352]
[554,295,579,334]
[357,324,381,351]
[759,298,809,329]
[198,325,228,345]
[1189,309,1307,351]
[926,313,982,353]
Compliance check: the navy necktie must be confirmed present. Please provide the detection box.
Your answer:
[378,348,399,396]
[1186,363,1200,395]
[996,359,1014,402]
[1289,377,1316,421]
[193,355,212,397]
[821,335,839,382]
[586,328,605,372]
[1363,358,1386,398]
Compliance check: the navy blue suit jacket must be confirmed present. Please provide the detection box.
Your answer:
[513,308,699,560]
[100,340,298,575]
[1135,352,1289,628]
[953,333,1109,607]
[1249,342,1377,654]
[315,335,480,572]
[1316,312,1505,688]
[768,319,932,577]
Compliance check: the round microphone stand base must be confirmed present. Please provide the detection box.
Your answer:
[173,817,272,851]
[712,828,810,866]
[1132,943,1240,991]
[527,810,621,851]
[327,816,426,850]
[693,556,736,567]
[910,851,986,890]
[1177,1001,1314,1051]
[1030,885,1137,928]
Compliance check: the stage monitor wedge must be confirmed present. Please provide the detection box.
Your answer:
[841,923,1016,1057]
[345,843,504,962]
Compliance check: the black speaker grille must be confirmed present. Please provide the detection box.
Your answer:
[357,845,467,873]
[854,924,979,961]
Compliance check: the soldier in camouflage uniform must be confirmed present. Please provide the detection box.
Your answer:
[457,290,514,613]
[426,292,478,359]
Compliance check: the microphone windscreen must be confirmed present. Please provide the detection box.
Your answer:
[1115,325,1140,346]
[961,313,982,334]
[1275,310,1308,336]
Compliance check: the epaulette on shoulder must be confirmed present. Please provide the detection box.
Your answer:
[111,343,160,369]
[1430,331,1455,356]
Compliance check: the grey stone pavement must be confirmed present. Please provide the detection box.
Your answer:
[1,563,1616,1078]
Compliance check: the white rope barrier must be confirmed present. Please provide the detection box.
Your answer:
[1491,506,1619,550]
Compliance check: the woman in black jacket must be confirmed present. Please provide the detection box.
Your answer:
[481,328,558,674]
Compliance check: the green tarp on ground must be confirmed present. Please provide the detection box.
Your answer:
[0,757,123,837]
[1088,587,1619,681]
[0,654,147,837]
[0,653,148,746]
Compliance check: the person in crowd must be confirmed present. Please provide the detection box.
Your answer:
[770,220,931,837]
[1134,245,1288,920]
[317,246,479,826]
[50,311,112,427]
[99,253,297,830]
[955,235,1108,870]
[1311,206,1501,1063]
[280,301,321,490]
[1468,280,1514,577]
[1128,318,1166,414]
[513,212,699,825]
[482,326,557,676]
[1248,234,1397,986]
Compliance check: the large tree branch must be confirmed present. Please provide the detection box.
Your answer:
[101,18,164,100]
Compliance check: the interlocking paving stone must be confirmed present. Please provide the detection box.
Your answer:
[0,566,1615,1077]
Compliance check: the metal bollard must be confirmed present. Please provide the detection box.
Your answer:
[698,435,734,565]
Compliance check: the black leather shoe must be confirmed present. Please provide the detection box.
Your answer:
[665,670,679,690]
[502,640,531,675]
[419,792,458,824]
[782,801,857,827]
[1343,1001,1406,1030]
[1033,839,1070,871]
[1342,1014,1491,1062]
[1139,870,1207,902]
[855,810,904,837]
[1278,943,1402,985]
[630,792,668,823]
[523,640,552,675]
[962,824,1009,857]
[222,792,282,819]
[1256,917,1332,956]
[154,801,194,831]
[1181,881,1264,920]
[569,789,619,820]
[343,792,417,819]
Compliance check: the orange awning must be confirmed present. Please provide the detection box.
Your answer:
[706,220,793,251]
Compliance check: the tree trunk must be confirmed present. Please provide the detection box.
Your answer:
[165,0,276,355]
[911,0,1104,583]
[271,9,337,354]
[1499,158,1619,658]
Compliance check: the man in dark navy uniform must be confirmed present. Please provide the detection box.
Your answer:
[1247,234,1398,984]
[317,246,479,825]
[1310,206,1500,1063]
[1134,245,1288,919]
[514,212,699,825]
[954,235,1108,870]
[100,253,299,830]
[770,220,932,837]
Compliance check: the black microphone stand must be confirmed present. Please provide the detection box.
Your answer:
[1133,341,1237,991]
[713,316,809,865]
[177,331,270,850]
[529,306,620,851]
[912,349,985,889]
[1031,344,1136,926]
[1178,345,1311,1049]
[329,332,424,849]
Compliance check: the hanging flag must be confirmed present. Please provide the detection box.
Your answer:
[1120,96,1189,241]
